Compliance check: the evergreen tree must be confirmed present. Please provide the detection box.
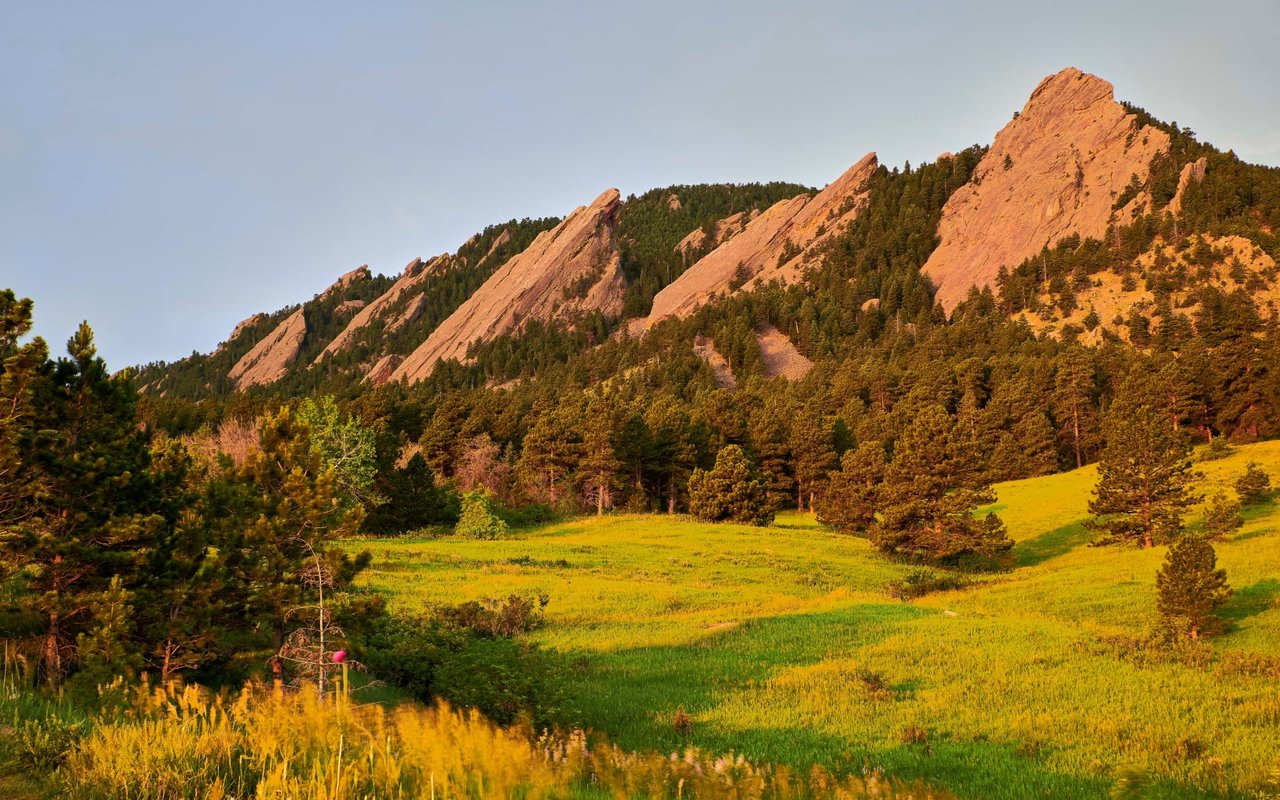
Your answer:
[516,403,581,506]
[748,398,795,509]
[363,453,459,534]
[1088,403,1200,548]
[1202,491,1243,541]
[579,396,622,515]
[227,408,367,683]
[2,323,162,687]
[687,445,773,526]
[0,290,47,528]
[646,401,699,514]
[1156,533,1231,640]
[817,440,885,533]
[1234,461,1271,505]
[871,405,1011,563]
[788,402,836,511]
[1052,347,1099,468]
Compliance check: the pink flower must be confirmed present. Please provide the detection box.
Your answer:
[332,650,347,663]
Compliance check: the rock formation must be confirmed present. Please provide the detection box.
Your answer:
[228,308,306,390]
[674,210,757,262]
[323,265,371,298]
[227,313,266,343]
[1169,156,1209,216]
[390,188,625,384]
[365,353,403,385]
[637,153,878,330]
[315,255,449,363]
[922,67,1171,311]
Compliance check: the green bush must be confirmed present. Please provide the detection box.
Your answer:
[16,715,86,769]
[359,611,569,728]
[455,491,509,539]
[886,567,970,600]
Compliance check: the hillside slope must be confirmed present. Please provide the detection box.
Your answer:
[354,440,1280,800]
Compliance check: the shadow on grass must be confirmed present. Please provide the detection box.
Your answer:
[1221,578,1280,623]
[1014,521,1091,567]
[559,604,1187,800]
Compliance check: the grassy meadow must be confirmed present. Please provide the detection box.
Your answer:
[351,441,1280,800]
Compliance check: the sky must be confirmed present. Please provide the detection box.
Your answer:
[3,1,1279,369]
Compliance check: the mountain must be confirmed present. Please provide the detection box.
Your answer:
[135,67,1280,402]
[923,68,1170,311]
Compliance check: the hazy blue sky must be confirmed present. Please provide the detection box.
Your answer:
[4,1,1278,368]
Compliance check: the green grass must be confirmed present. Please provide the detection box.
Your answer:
[352,442,1280,800]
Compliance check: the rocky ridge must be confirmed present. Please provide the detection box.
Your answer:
[636,152,879,331]
[389,189,625,384]
[922,67,1171,311]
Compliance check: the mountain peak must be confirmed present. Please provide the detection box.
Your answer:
[923,68,1170,311]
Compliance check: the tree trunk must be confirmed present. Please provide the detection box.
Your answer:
[1072,406,1083,469]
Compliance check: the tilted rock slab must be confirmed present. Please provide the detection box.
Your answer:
[315,255,449,363]
[638,153,878,330]
[390,189,625,384]
[1169,156,1208,216]
[228,308,306,390]
[922,67,1170,312]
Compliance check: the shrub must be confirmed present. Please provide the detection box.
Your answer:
[1202,492,1243,541]
[436,594,549,638]
[688,445,773,526]
[16,715,86,769]
[887,567,970,600]
[455,491,509,539]
[1199,437,1234,462]
[1235,461,1272,505]
[359,610,568,728]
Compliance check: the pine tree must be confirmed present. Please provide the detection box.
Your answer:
[1088,403,1200,548]
[816,441,885,532]
[516,403,581,506]
[0,290,47,528]
[1234,461,1271,505]
[646,401,698,514]
[580,397,622,515]
[871,405,1011,563]
[1201,491,1243,541]
[688,445,773,526]
[228,408,366,683]
[1156,534,1231,640]
[3,323,161,687]
[748,397,794,510]
[1052,347,1099,468]
[788,402,836,512]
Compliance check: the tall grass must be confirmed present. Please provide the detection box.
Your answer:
[45,681,953,799]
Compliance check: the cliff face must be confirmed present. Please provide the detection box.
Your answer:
[315,254,450,363]
[228,308,306,390]
[922,67,1171,311]
[638,153,878,330]
[390,189,625,384]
